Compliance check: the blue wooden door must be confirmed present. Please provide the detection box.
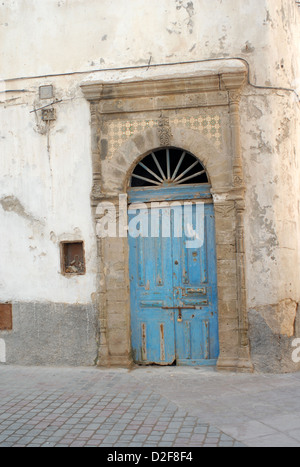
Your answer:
[172,203,219,365]
[128,199,219,366]
[128,206,176,364]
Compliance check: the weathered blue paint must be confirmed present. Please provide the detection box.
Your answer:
[128,186,219,366]
[173,203,219,365]
[128,184,212,204]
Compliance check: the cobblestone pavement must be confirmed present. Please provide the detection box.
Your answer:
[1,365,300,447]
[0,365,243,448]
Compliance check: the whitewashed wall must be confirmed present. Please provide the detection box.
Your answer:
[1,0,299,86]
[0,0,299,369]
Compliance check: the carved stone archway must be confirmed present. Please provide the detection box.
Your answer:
[81,61,254,372]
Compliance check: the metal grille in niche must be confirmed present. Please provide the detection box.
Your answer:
[130,148,208,188]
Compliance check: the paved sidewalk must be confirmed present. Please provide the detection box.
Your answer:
[133,366,300,447]
[0,365,242,447]
[0,365,299,447]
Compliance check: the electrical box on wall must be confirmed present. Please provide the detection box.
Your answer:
[41,108,56,121]
[39,85,54,100]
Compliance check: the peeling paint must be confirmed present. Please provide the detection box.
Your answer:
[253,299,298,338]
[168,0,195,35]
[250,191,279,262]
[242,41,255,54]
[0,196,43,225]
[276,117,290,151]
[246,100,263,120]
[264,10,273,27]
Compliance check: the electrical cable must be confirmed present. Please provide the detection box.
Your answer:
[2,57,299,103]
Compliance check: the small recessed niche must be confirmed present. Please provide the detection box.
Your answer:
[61,241,86,275]
[0,304,13,331]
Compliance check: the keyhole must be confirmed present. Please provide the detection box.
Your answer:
[174,261,178,265]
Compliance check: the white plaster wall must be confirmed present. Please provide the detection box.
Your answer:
[242,92,300,308]
[0,82,97,304]
[240,0,300,309]
[0,0,298,86]
[0,0,299,308]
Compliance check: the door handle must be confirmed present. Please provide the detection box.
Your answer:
[178,308,182,323]
[162,306,196,323]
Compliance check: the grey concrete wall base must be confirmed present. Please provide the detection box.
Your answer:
[0,302,99,366]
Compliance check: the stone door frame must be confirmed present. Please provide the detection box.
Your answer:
[81,62,254,372]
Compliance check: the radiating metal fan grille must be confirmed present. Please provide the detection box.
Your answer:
[130,148,208,188]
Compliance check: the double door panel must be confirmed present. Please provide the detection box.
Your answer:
[129,202,219,366]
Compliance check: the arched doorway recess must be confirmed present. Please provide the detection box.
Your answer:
[128,147,219,366]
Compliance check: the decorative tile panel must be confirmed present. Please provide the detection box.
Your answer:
[106,114,222,157]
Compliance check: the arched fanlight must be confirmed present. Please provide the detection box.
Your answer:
[130,148,208,188]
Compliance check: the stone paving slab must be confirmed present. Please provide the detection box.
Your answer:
[1,365,300,447]
[0,365,243,447]
[131,366,300,447]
